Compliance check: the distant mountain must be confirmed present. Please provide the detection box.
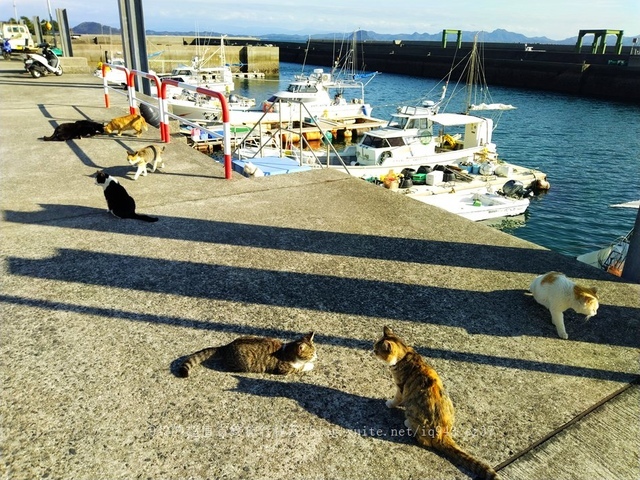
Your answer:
[73,22,120,35]
[71,24,639,46]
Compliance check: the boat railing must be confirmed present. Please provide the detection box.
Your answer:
[232,98,354,174]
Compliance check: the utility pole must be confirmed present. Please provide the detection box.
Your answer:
[117,0,150,95]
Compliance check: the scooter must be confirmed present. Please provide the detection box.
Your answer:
[2,39,11,60]
[24,43,63,78]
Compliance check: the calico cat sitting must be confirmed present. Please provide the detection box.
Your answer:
[126,144,166,180]
[529,271,599,339]
[94,171,158,222]
[105,113,148,137]
[374,326,499,480]
[43,120,104,141]
[177,332,317,377]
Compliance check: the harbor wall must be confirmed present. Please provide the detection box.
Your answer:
[275,40,640,103]
[66,35,280,75]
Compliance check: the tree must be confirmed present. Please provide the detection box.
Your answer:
[19,16,34,35]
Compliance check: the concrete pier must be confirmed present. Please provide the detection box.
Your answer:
[0,60,638,480]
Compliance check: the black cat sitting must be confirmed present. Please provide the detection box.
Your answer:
[94,171,158,222]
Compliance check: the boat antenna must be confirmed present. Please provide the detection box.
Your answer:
[301,35,310,74]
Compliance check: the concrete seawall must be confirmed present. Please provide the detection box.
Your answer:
[277,40,640,103]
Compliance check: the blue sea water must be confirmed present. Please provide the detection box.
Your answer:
[234,62,640,259]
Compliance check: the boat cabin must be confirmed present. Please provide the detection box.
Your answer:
[354,109,495,167]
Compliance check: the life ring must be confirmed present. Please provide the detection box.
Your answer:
[418,129,432,145]
[379,150,392,164]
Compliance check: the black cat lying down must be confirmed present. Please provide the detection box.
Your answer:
[43,120,104,141]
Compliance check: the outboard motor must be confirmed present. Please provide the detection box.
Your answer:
[501,179,529,199]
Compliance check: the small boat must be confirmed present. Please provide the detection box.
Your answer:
[159,37,258,119]
[168,92,256,122]
[577,200,638,276]
[93,57,129,86]
[406,184,530,222]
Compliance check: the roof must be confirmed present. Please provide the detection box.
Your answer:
[428,112,485,126]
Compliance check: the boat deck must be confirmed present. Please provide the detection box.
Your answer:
[399,161,548,199]
[186,113,387,152]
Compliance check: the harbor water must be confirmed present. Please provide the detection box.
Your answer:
[234,62,640,260]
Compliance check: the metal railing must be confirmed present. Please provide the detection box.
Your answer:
[100,63,232,179]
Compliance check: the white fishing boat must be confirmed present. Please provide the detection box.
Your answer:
[260,67,376,121]
[173,34,379,126]
[407,184,530,222]
[335,35,517,179]
[159,37,259,120]
[262,34,378,122]
[159,60,234,95]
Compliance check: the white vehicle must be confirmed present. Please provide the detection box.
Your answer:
[1,22,35,52]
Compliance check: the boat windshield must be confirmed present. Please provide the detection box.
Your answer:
[387,116,431,130]
[288,84,319,94]
[360,135,405,148]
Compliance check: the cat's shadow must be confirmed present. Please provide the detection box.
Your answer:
[229,374,497,477]
[228,374,412,446]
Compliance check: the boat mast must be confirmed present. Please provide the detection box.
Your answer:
[465,34,478,114]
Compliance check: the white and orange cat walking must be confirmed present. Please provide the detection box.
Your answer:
[530,271,599,339]
[127,144,166,180]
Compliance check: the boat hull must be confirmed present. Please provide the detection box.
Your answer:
[408,190,530,221]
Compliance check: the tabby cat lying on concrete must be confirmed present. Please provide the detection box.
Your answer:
[177,332,317,377]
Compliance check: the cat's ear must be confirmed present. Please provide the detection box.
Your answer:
[305,331,315,342]
[380,340,392,353]
[383,326,394,337]
[589,287,598,295]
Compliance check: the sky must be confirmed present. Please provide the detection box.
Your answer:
[3,0,640,40]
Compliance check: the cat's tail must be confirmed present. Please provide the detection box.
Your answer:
[177,347,220,377]
[42,134,55,141]
[429,436,500,480]
[130,213,158,222]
